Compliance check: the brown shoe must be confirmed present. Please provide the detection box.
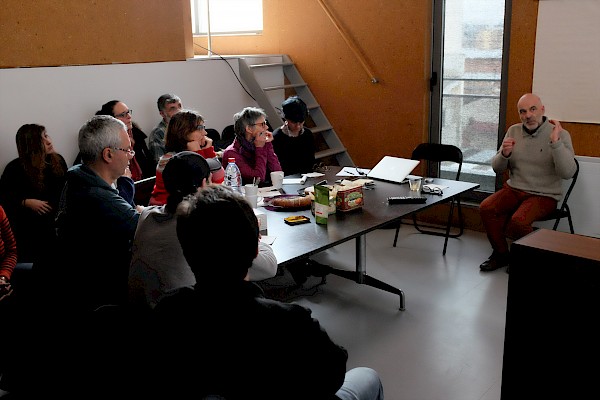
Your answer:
[480,252,509,272]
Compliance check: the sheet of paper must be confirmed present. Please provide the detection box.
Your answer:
[340,178,374,187]
[260,235,276,245]
[282,175,307,185]
[258,187,281,197]
[335,166,371,177]
[303,172,325,178]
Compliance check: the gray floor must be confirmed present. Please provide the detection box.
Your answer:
[270,224,507,400]
[0,224,507,400]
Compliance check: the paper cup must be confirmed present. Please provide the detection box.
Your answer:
[270,171,284,189]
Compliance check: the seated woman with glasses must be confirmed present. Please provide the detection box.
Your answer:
[95,100,155,180]
[72,100,155,181]
[222,107,282,186]
[149,109,225,206]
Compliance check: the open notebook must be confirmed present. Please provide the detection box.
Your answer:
[367,156,420,184]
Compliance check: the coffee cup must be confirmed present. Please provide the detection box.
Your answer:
[244,184,262,208]
[270,171,284,189]
[244,184,259,197]
[245,195,263,208]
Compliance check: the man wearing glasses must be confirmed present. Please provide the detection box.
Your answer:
[50,115,142,312]
[222,107,282,185]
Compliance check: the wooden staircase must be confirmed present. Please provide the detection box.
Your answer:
[238,54,354,167]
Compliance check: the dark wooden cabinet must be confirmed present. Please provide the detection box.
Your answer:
[501,229,600,399]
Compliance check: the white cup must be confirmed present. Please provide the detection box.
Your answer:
[246,195,261,208]
[244,184,262,208]
[244,184,259,197]
[409,177,422,192]
[270,171,284,189]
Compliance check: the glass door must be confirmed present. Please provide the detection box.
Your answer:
[431,0,511,198]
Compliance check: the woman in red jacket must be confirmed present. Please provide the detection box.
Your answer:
[149,109,225,206]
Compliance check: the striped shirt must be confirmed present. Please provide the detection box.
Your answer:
[0,205,18,280]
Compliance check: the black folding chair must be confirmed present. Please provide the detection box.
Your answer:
[393,143,464,255]
[533,158,579,233]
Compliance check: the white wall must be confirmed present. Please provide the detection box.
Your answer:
[534,156,600,239]
[0,58,256,171]
[533,0,600,123]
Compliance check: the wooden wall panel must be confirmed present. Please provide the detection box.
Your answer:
[198,0,432,169]
[0,0,597,169]
[0,0,191,68]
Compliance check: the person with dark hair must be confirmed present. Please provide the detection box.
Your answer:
[93,100,155,180]
[272,96,316,175]
[148,93,182,163]
[129,151,277,309]
[269,97,330,285]
[149,109,225,205]
[151,184,384,400]
[0,124,67,263]
[222,106,282,185]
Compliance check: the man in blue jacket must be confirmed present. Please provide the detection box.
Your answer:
[54,115,141,311]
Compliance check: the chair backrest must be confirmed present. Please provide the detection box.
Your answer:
[134,175,157,207]
[533,158,579,232]
[411,143,463,180]
[205,128,221,143]
[557,158,579,211]
[216,124,236,151]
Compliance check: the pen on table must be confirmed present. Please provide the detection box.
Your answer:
[314,179,327,186]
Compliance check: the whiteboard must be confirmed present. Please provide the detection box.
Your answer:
[534,156,600,239]
[532,0,600,123]
[0,58,256,171]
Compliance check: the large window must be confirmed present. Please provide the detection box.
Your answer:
[191,0,263,36]
[431,0,510,197]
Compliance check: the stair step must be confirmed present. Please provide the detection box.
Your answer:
[262,83,307,91]
[249,62,295,69]
[315,147,348,159]
[239,54,353,167]
[311,125,333,134]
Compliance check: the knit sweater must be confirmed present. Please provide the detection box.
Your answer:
[0,206,17,281]
[222,137,282,185]
[491,118,577,201]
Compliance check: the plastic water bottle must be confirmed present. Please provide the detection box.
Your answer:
[224,157,242,194]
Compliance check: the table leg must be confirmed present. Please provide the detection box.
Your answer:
[327,235,406,310]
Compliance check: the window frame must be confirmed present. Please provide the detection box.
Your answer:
[191,0,264,37]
